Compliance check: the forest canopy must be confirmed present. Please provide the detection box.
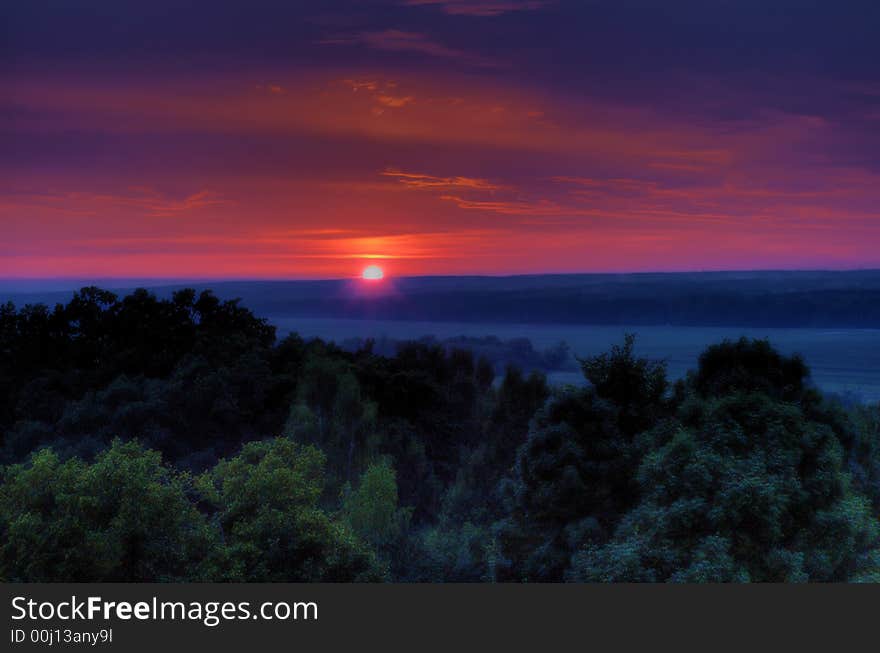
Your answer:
[1,288,879,582]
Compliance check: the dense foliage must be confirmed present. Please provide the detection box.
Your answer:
[1,288,878,582]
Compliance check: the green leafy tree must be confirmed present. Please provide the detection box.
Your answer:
[0,440,214,581]
[496,338,668,581]
[579,333,669,436]
[569,387,879,582]
[691,337,812,402]
[495,390,624,580]
[341,459,412,563]
[200,437,384,582]
[285,357,378,486]
[407,521,496,582]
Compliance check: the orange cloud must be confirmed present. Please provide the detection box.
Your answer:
[341,79,380,92]
[376,94,414,108]
[440,195,570,216]
[6,70,737,160]
[382,169,503,191]
[5,67,880,278]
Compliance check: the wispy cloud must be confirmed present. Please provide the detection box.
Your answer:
[375,94,414,108]
[440,194,569,215]
[337,78,416,116]
[340,79,380,92]
[401,0,551,16]
[2,188,228,220]
[382,169,503,190]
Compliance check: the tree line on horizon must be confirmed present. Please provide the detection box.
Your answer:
[1,287,879,582]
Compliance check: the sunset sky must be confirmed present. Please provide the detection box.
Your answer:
[3,1,880,278]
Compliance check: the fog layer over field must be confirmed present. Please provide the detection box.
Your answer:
[4,271,880,401]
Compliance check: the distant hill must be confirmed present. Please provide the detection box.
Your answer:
[4,270,880,327]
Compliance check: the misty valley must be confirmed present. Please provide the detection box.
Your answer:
[1,278,879,582]
[273,318,880,404]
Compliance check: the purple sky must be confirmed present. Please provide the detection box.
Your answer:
[3,1,880,278]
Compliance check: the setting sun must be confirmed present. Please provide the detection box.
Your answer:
[362,264,384,280]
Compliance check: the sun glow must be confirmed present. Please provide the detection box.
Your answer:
[362,264,384,280]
